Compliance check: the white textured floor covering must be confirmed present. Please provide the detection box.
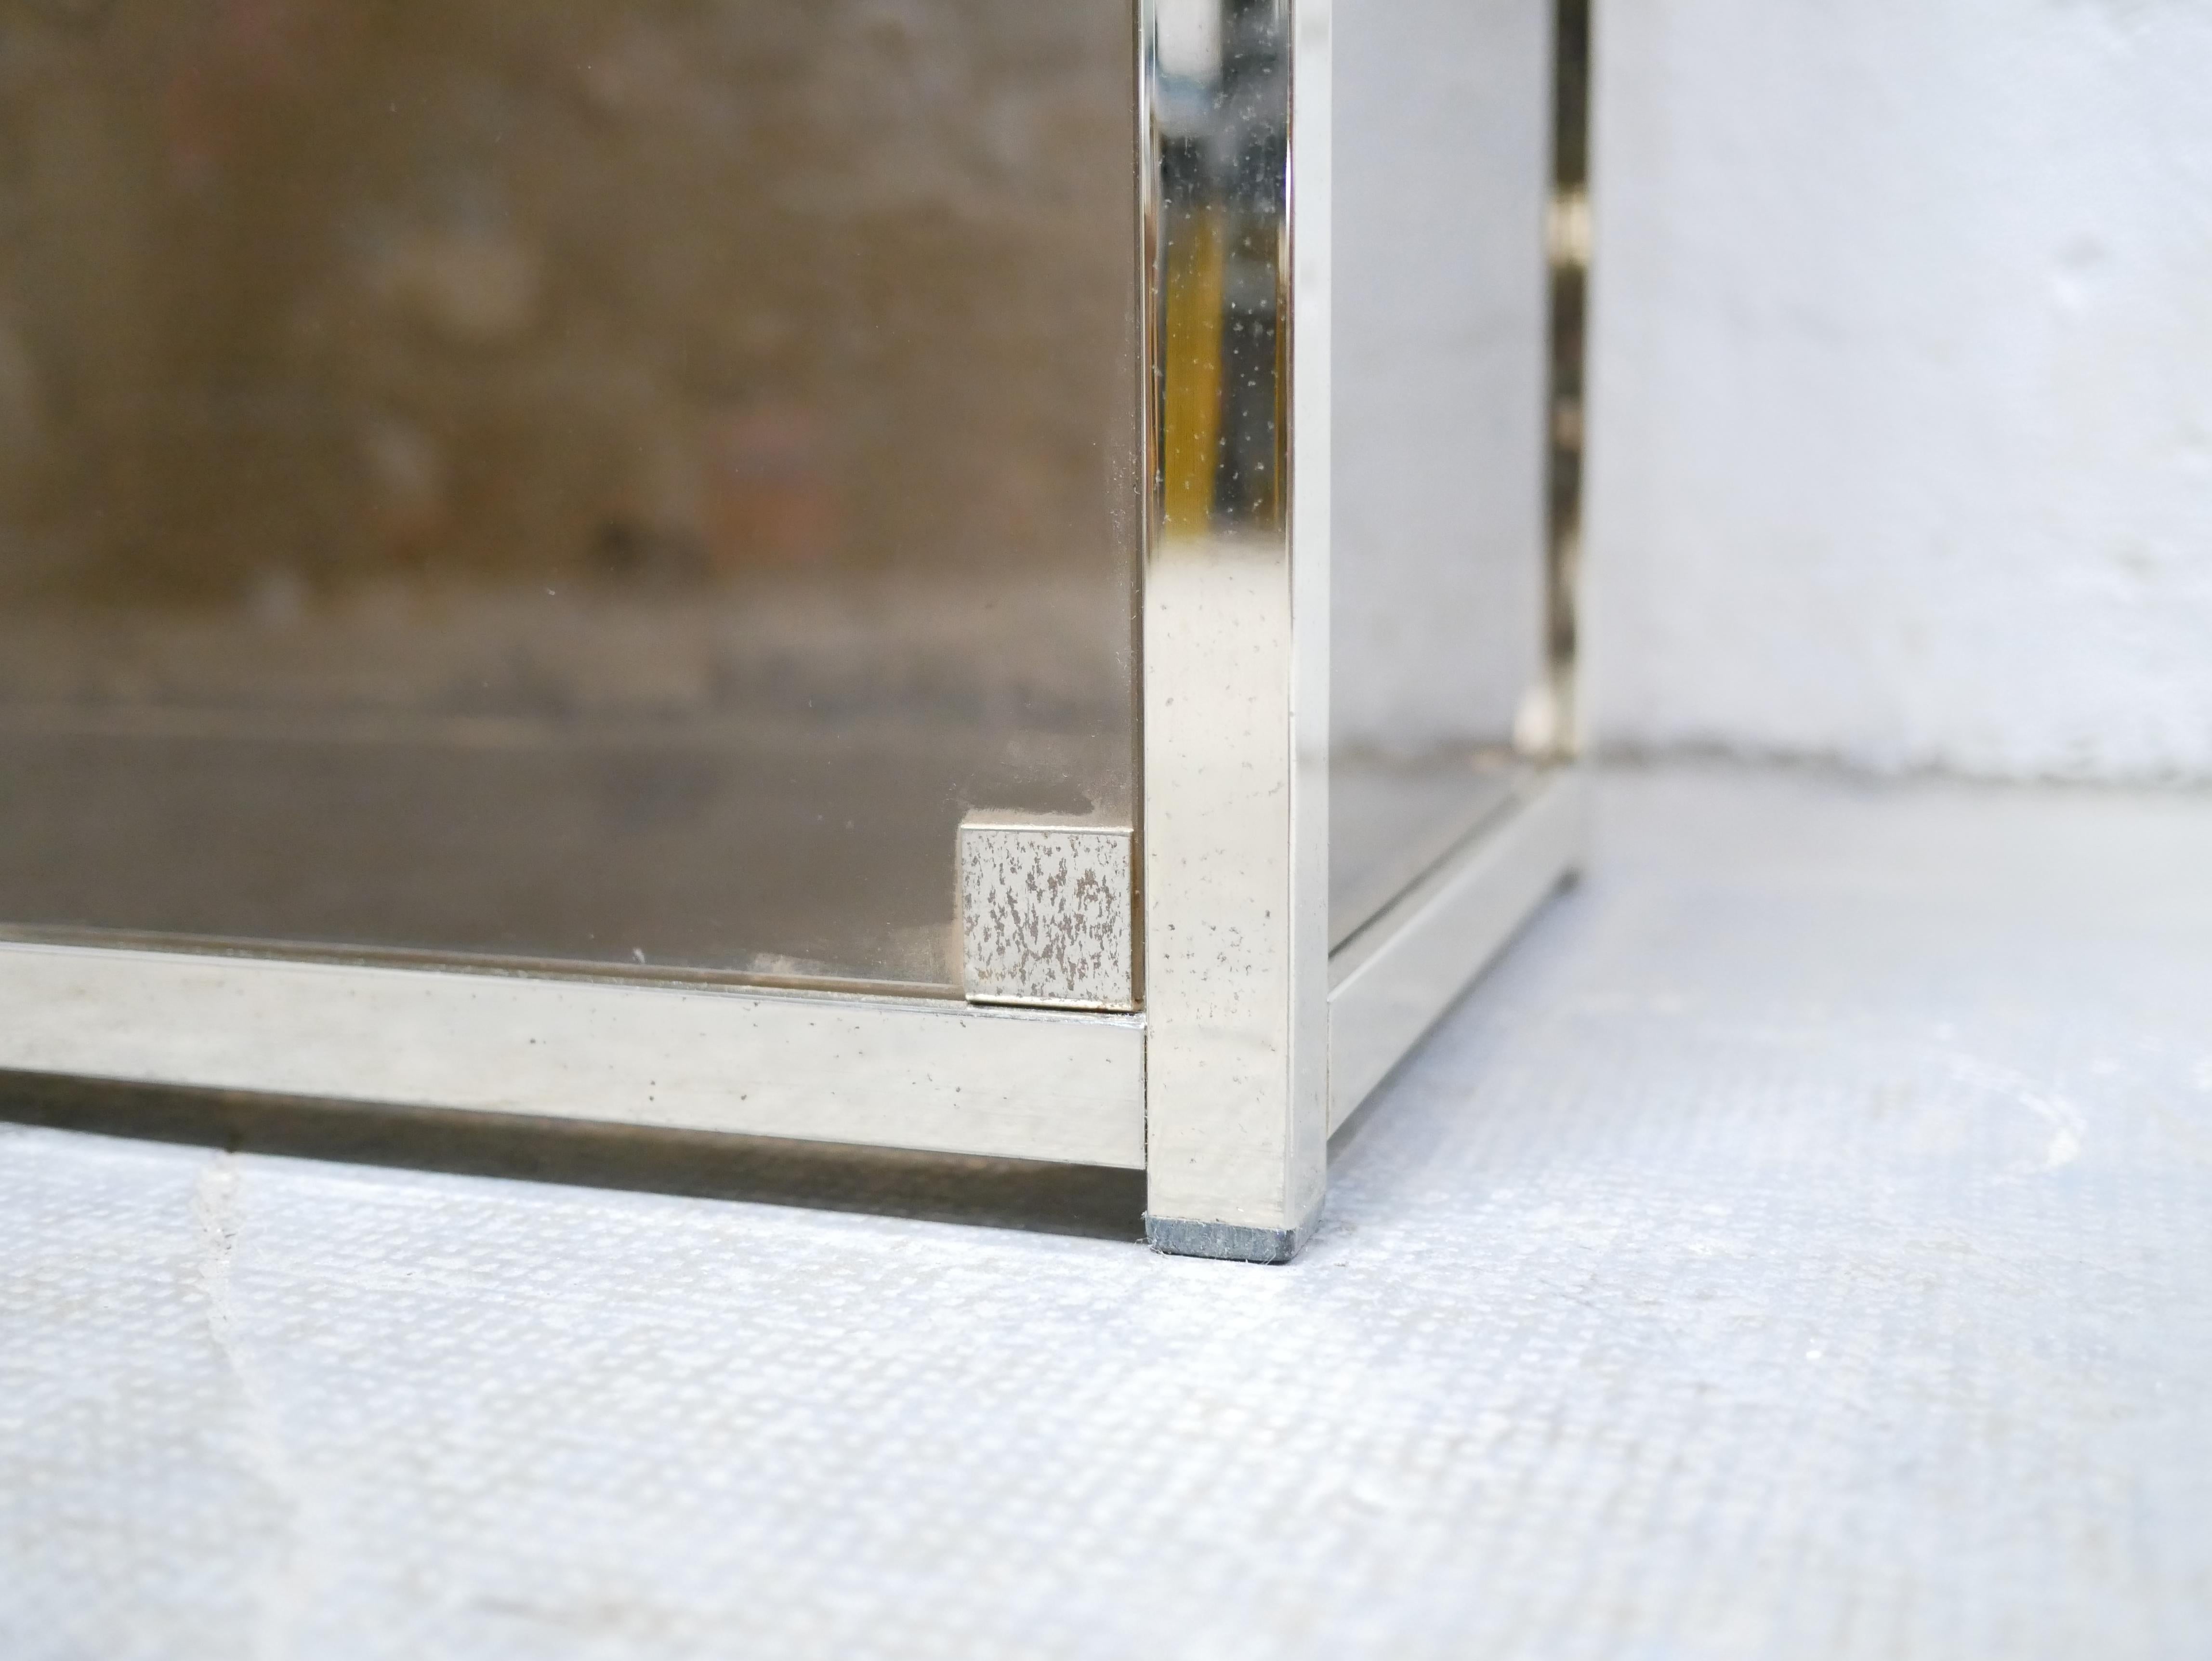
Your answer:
[5,765,2211,1660]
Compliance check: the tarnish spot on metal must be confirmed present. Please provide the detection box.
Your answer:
[959,813,1135,1012]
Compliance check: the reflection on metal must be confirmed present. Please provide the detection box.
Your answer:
[1152,0,1290,540]
[0,942,1147,1170]
[958,814,1136,1013]
[1160,207,1228,535]
[1327,769,1586,1133]
[1142,0,1332,1258]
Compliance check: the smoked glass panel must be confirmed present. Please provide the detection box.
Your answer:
[0,0,1139,991]
[1330,0,1553,945]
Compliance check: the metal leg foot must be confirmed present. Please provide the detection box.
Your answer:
[1144,1212,1317,1265]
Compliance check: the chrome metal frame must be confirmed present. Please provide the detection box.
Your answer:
[1328,770,1585,1134]
[0,0,1589,1264]
[0,940,1145,1168]
[1138,0,1329,1263]
[1136,0,1585,1261]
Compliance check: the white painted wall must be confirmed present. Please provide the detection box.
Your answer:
[1584,0,2212,781]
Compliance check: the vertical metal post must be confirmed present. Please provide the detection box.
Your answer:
[1141,0,1331,1263]
[1544,0,1593,756]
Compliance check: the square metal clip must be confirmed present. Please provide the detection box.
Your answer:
[958,813,1135,1012]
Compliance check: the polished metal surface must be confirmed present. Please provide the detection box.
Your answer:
[1327,766,1583,1130]
[1141,0,1332,1251]
[958,813,1135,1012]
[0,0,1141,989]
[0,939,1147,1169]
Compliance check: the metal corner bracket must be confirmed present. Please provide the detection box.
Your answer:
[958,812,1138,1013]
